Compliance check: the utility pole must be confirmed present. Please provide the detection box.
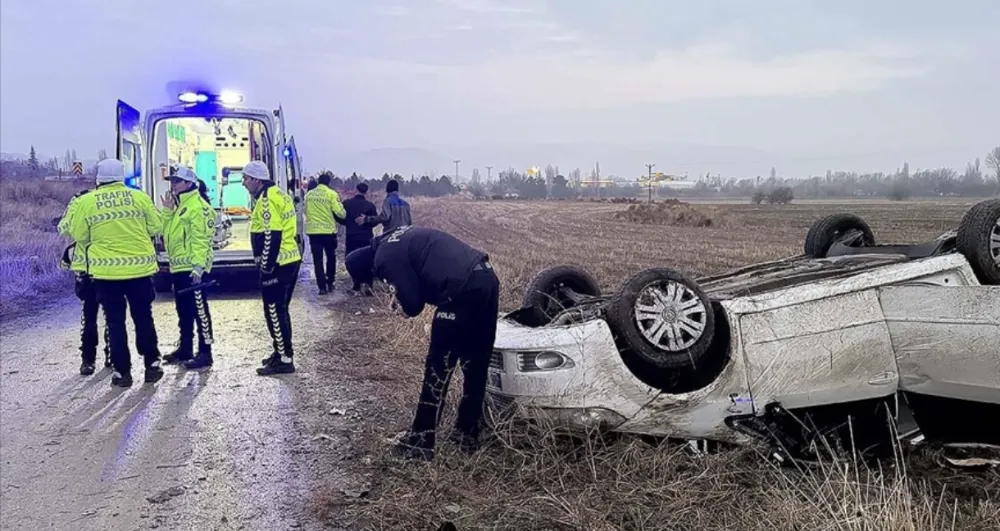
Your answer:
[646,163,655,203]
[485,165,493,183]
[453,159,461,182]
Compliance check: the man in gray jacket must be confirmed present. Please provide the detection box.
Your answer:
[356,179,411,232]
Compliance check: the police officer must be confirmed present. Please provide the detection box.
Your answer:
[304,172,346,294]
[160,167,216,369]
[241,160,302,376]
[57,189,123,375]
[345,225,500,460]
[69,158,164,388]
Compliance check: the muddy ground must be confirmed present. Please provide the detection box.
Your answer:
[0,268,380,530]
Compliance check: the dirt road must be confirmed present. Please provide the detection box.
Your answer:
[0,274,360,530]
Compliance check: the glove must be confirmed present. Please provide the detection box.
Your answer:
[191,267,203,285]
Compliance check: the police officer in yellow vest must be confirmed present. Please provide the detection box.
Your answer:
[241,160,302,376]
[160,166,216,369]
[304,172,347,294]
[57,188,126,375]
[69,158,164,388]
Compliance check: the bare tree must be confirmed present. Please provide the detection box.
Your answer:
[986,146,1000,193]
[471,167,481,183]
[97,148,109,161]
[569,168,581,185]
[544,164,557,199]
[64,149,73,170]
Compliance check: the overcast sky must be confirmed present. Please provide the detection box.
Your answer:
[2,0,998,177]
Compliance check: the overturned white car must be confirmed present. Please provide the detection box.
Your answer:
[487,199,1000,460]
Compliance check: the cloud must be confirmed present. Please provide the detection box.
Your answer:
[437,0,534,14]
[422,40,929,111]
[377,6,410,17]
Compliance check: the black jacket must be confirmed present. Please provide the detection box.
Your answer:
[372,226,488,317]
[339,194,379,243]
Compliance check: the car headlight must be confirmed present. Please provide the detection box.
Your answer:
[517,350,575,372]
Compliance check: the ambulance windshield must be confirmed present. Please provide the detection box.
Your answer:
[150,116,270,216]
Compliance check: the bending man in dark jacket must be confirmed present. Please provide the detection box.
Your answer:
[345,225,499,460]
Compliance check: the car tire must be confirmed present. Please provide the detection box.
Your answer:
[522,265,601,320]
[606,267,715,369]
[956,198,1000,285]
[804,213,877,258]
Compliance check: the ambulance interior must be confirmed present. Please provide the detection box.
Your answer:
[150,117,272,252]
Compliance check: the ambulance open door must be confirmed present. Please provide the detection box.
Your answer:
[115,100,143,191]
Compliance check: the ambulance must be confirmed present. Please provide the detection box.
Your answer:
[115,90,305,291]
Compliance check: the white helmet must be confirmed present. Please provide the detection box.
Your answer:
[170,166,199,183]
[243,160,271,181]
[95,158,125,184]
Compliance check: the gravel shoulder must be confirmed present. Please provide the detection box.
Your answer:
[0,274,369,531]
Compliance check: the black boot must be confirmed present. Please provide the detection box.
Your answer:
[80,362,96,376]
[256,357,295,375]
[184,351,213,369]
[145,364,165,383]
[163,347,193,364]
[390,434,435,461]
[448,431,481,455]
[111,371,133,388]
[261,351,278,366]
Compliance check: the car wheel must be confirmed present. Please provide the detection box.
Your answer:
[804,213,876,258]
[956,198,1000,285]
[607,268,715,369]
[522,265,601,321]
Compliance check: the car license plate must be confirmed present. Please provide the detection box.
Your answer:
[488,371,502,391]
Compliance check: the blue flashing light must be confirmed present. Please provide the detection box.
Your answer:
[178,92,209,104]
[283,148,292,158]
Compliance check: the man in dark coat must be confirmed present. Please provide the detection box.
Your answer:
[345,225,499,460]
[340,182,379,291]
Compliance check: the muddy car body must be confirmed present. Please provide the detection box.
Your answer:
[488,199,1000,457]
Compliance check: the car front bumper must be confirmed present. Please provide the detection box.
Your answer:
[487,316,663,433]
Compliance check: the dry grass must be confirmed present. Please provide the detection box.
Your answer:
[0,179,84,319]
[307,197,999,531]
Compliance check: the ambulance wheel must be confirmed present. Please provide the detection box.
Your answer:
[153,273,173,294]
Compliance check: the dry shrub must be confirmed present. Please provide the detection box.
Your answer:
[0,178,84,319]
[612,200,728,228]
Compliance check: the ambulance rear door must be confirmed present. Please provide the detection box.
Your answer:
[115,100,144,191]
